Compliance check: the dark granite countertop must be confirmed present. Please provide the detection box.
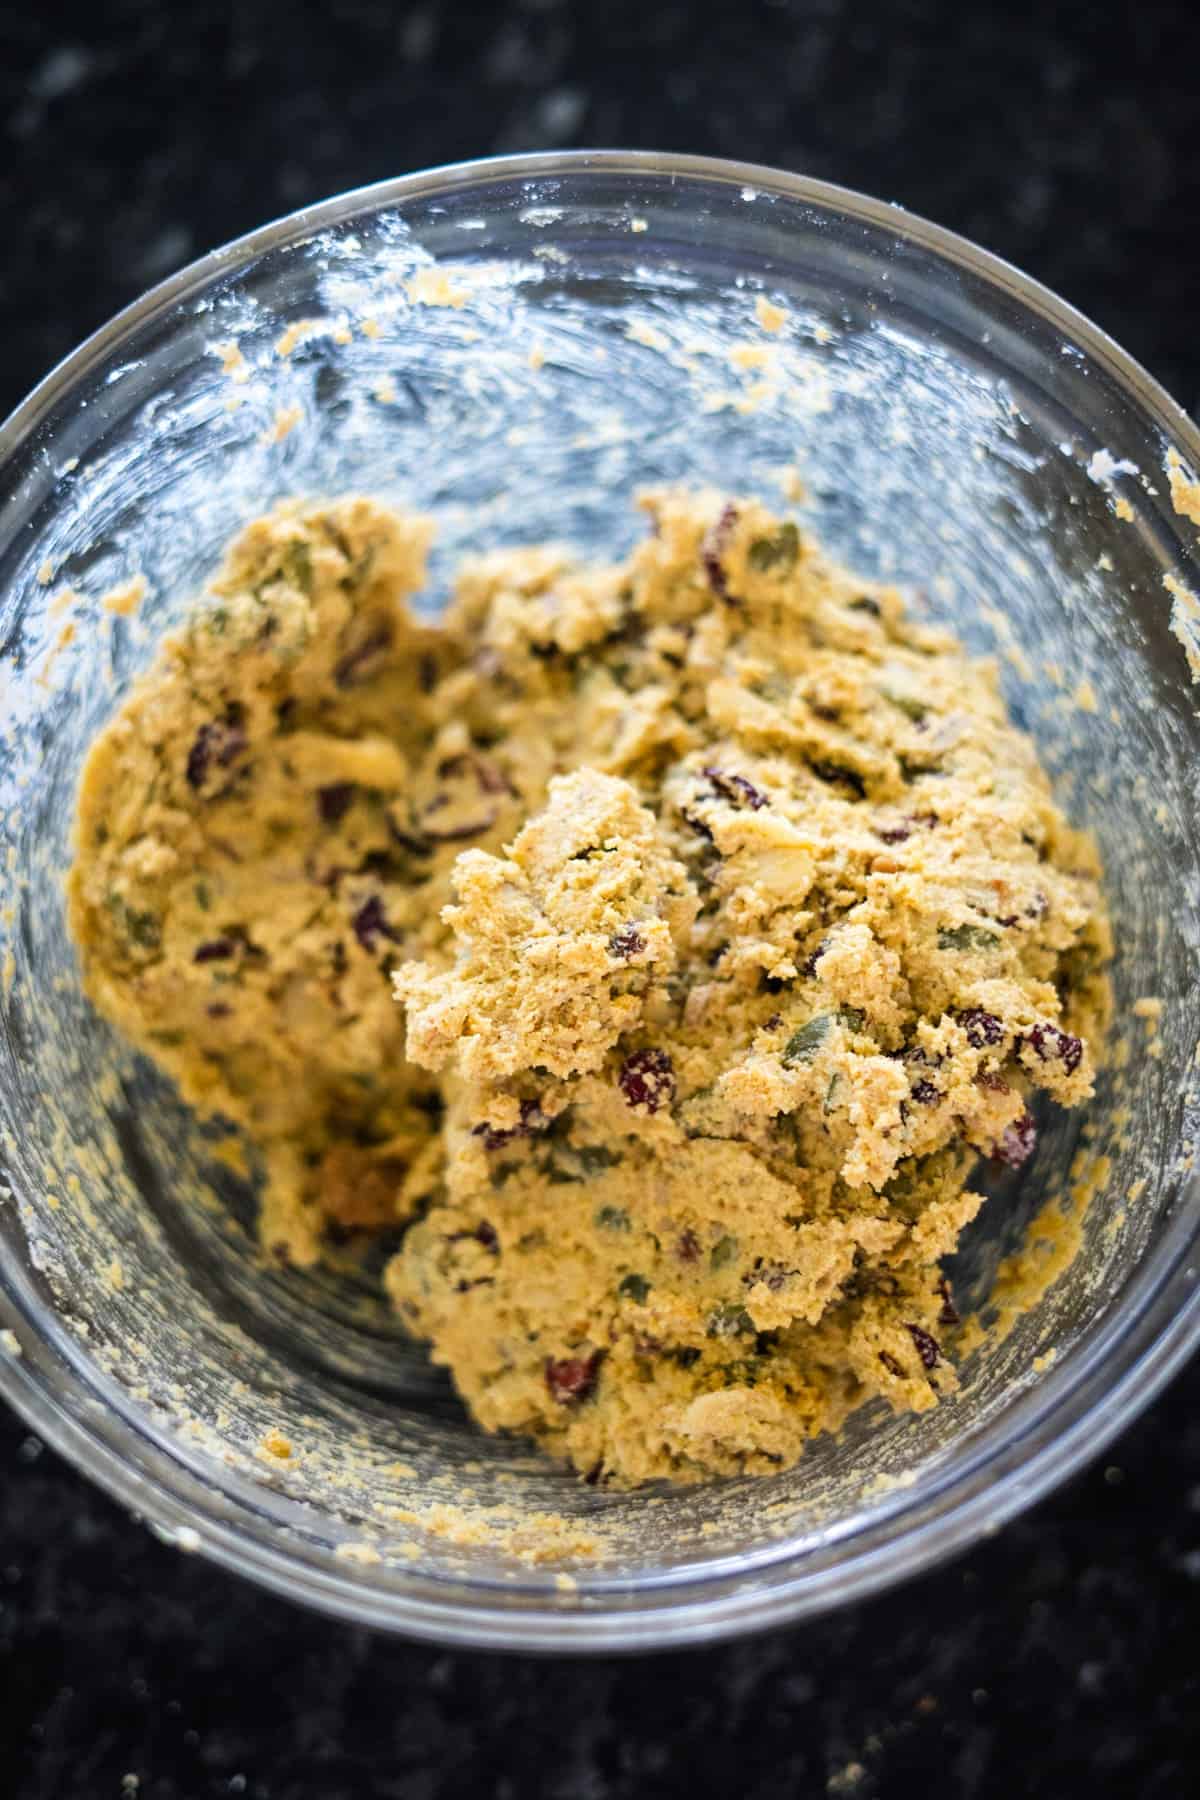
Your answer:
[2,3,1199,1794]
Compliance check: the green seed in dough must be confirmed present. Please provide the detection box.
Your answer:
[782,1015,832,1066]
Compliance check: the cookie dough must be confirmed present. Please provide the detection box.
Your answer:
[70,488,1110,1486]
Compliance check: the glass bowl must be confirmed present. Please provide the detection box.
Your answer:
[2,151,1199,1652]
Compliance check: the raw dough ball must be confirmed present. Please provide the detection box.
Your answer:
[71,487,1111,1485]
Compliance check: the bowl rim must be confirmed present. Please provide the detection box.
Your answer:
[2,147,1199,1652]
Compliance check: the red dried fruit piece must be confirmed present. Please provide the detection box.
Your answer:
[317,783,355,824]
[991,1110,1038,1169]
[472,1098,547,1152]
[999,890,1051,927]
[434,752,509,795]
[193,937,238,964]
[905,1323,941,1370]
[910,1078,940,1105]
[937,1276,960,1327]
[206,1002,232,1019]
[334,618,393,687]
[449,1220,501,1256]
[351,894,401,953]
[418,754,507,843]
[618,1048,675,1114]
[800,937,829,978]
[676,1229,701,1262]
[808,759,867,799]
[700,502,739,600]
[545,1352,602,1405]
[876,823,912,845]
[1025,1021,1083,1075]
[388,818,434,858]
[608,926,646,961]
[679,805,715,842]
[957,1007,1005,1049]
[186,703,248,790]
[424,817,498,844]
[703,767,767,811]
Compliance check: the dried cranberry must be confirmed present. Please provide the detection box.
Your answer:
[700,503,739,600]
[608,926,646,961]
[472,1098,546,1151]
[434,752,505,795]
[206,1002,232,1019]
[703,767,766,811]
[800,938,829,978]
[910,1078,940,1105]
[992,1110,1038,1169]
[545,1352,602,1405]
[808,760,867,799]
[334,618,393,687]
[957,1008,1005,1049]
[618,1048,675,1114]
[905,1323,941,1370]
[679,806,715,842]
[676,1229,701,1263]
[879,810,938,844]
[421,811,499,844]
[1025,1021,1083,1075]
[317,783,355,825]
[193,937,237,964]
[389,819,434,858]
[186,703,247,790]
[351,894,401,952]
[475,1221,499,1252]
[937,1276,960,1327]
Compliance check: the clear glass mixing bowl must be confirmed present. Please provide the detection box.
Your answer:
[2,152,1199,1651]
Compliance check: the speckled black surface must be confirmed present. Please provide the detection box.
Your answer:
[3,2,1200,1795]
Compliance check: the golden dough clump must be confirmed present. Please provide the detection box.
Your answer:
[71,488,1110,1485]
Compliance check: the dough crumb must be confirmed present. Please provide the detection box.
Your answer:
[406,268,469,309]
[103,575,147,617]
[755,296,787,333]
[1167,447,1200,528]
